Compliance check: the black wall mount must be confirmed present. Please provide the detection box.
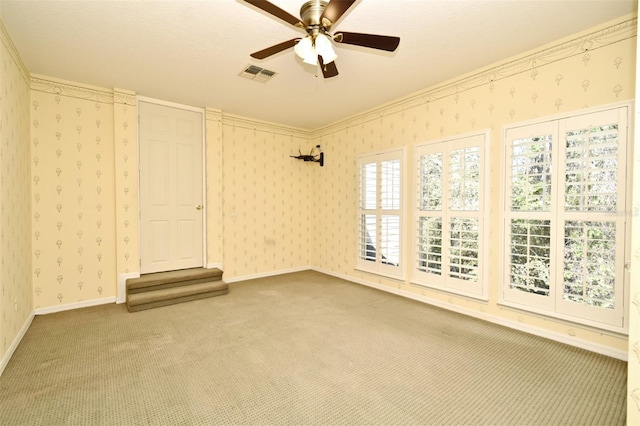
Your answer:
[291,145,324,167]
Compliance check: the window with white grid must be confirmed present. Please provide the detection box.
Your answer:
[502,104,629,330]
[413,132,489,298]
[357,149,404,278]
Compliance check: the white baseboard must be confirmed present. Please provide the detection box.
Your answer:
[0,311,34,377]
[311,267,628,361]
[34,297,117,315]
[206,262,223,270]
[223,266,310,283]
[118,272,140,304]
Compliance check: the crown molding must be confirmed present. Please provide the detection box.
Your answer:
[206,108,223,123]
[113,88,136,106]
[222,113,311,140]
[30,75,114,104]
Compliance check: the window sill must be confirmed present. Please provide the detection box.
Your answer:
[410,280,489,302]
[354,267,405,282]
[498,299,628,336]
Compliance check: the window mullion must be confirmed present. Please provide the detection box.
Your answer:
[376,160,382,264]
[442,143,451,283]
[551,120,563,314]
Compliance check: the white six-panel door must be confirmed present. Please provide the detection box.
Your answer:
[138,101,204,274]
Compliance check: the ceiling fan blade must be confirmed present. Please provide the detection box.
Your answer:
[242,0,304,27]
[334,31,400,52]
[250,38,299,59]
[318,56,339,78]
[321,0,357,25]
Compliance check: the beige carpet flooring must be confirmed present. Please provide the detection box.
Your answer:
[0,270,627,425]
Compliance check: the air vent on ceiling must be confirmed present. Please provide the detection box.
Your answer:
[239,65,277,83]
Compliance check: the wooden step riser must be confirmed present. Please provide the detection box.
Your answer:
[127,288,229,312]
[127,276,223,294]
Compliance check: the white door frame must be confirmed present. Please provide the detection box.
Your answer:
[136,96,207,272]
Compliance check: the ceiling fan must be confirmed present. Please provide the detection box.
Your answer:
[242,0,400,78]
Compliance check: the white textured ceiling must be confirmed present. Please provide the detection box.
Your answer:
[1,0,637,130]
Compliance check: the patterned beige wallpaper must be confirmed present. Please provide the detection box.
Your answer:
[0,23,32,365]
[206,108,224,268]
[25,81,315,307]
[312,15,637,356]
[30,78,117,309]
[113,89,138,300]
[221,115,312,279]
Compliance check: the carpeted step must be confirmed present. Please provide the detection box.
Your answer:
[126,268,227,312]
[127,268,223,294]
[127,280,229,312]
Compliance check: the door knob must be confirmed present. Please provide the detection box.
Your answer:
[196,205,203,210]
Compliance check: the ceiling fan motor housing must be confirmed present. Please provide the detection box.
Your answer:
[300,0,331,31]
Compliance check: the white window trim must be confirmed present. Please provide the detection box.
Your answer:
[356,147,407,281]
[411,130,491,301]
[498,101,633,334]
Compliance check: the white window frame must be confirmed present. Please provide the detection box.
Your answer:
[500,102,632,332]
[411,130,490,300]
[356,148,406,280]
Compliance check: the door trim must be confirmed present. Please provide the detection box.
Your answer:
[136,96,207,272]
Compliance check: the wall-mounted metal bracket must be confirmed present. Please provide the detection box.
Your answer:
[291,145,324,167]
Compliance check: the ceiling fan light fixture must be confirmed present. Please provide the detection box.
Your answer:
[302,51,318,65]
[315,33,337,64]
[295,36,317,64]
